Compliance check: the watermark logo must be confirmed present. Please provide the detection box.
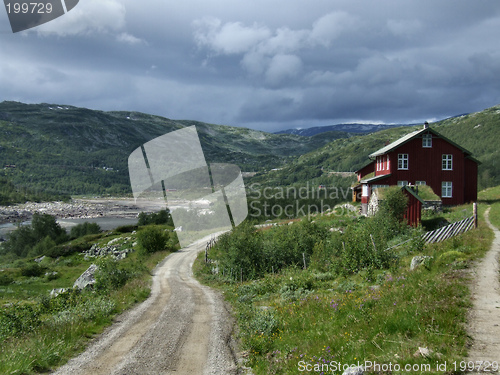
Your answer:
[128,126,248,247]
[4,0,79,33]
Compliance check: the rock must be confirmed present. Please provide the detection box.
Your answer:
[34,255,46,263]
[413,346,433,358]
[50,288,68,297]
[410,255,432,270]
[73,264,98,289]
[343,366,364,375]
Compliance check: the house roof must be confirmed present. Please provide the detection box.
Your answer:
[360,174,390,184]
[369,126,481,164]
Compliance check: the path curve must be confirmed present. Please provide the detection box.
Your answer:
[52,236,239,375]
[467,207,500,371]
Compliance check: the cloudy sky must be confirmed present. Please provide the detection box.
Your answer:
[1,0,500,132]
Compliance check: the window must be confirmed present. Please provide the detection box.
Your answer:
[442,154,453,170]
[442,181,452,198]
[398,154,408,170]
[373,184,389,190]
[397,181,408,186]
[422,134,432,148]
[415,181,426,185]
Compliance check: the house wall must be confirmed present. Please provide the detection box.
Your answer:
[380,134,468,205]
[464,158,478,202]
[356,161,375,181]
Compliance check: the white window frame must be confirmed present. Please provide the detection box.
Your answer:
[415,181,426,185]
[442,181,452,198]
[398,154,409,170]
[397,181,408,187]
[442,154,453,170]
[422,134,432,148]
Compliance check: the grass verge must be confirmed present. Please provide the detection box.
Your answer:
[194,203,494,374]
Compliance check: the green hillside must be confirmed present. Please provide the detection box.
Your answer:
[0,101,352,196]
[252,104,500,189]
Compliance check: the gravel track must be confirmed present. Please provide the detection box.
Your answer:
[51,237,239,375]
[467,207,500,372]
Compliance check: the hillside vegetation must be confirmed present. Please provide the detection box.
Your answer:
[0,101,352,196]
[195,190,495,374]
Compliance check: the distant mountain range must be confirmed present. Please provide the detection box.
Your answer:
[275,123,415,136]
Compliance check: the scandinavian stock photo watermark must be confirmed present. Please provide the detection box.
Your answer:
[247,182,354,220]
[3,0,79,33]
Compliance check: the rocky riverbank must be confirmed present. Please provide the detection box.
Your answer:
[0,199,142,225]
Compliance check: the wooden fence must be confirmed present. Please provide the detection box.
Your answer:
[421,216,475,244]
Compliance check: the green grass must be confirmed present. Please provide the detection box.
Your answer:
[0,224,177,374]
[194,202,494,374]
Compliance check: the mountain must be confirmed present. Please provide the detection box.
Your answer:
[275,123,415,136]
[252,104,500,189]
[0,101,353,195]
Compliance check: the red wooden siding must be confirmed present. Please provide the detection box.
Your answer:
[403,190,422,226]
[372,133,468,205]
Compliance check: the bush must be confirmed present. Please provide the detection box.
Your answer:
[2,213,68,257]
[138,209,173,226]
[0,273,13,286]
[137,227,168,254]
[70,222,101,239]
[94,257,131,292]
[20,263,45,277]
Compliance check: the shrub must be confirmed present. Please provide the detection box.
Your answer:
[0,273,13,286]
[94,257,131,292]
[20,263,45,277]
[2,213,68,257]
[0,304,41,339]
[137,227,168,254]
[70,222,101,239]
[138,209,174,226]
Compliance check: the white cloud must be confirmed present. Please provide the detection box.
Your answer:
[32,0,138,40]
[310,11,359,46]
[265,54,303,86]
[193,17,271,54]
[117,32,145,45]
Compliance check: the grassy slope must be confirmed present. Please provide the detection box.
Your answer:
[194,199,495,374]
[0,225,174,374]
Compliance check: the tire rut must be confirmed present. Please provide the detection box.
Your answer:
[51,237,238,375]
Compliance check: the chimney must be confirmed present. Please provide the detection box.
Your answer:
[423,121,429,129]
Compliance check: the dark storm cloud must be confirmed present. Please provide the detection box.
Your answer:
[1,0,500,132]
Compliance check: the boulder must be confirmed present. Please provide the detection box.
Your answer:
[50,288,68,297]
[410,255,432,271]
[73,264,98,289]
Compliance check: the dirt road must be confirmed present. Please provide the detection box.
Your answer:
[467,207,500,370]
[52,237,239,375]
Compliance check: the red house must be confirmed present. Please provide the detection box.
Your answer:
[355,123,479,215]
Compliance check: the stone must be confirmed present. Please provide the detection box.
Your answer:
[50,288,68,297]
[410,255,432,270]
[34,255,46,263]
[413,346,433,358]
[73,264,98,289]
[343,366,364,375]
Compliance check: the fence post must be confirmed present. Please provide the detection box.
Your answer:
[473,202,478,228]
